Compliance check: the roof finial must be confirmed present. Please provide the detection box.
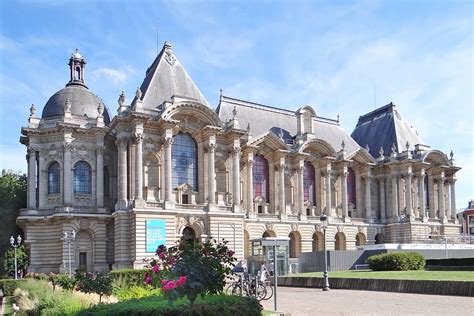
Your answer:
[232,106,237,119]
[97,103,104,116]
[391,143,397,155]
[337,114,340,123]
[247,123,251,134]
[341,140,345,150]
[135,87,142,101]
[118,91,126,106]
[220,88,223,98]
[379,146,384,158]
[405,141,410,151]
[64,97,71,113]
[450,150,454,160]
[30,104,36,117]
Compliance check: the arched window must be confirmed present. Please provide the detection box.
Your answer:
[103,166,109,197]
[48,162,60,194]
[347,167,356,207]
[303,161,315,205]
[253,155,269,201]
[74,161,92,194]
[172,133,197,190]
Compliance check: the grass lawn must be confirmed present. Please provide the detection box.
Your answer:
[289,270,474,281]
[2,297,13,315]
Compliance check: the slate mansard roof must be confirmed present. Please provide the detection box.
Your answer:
[134,42,210,111]
[217,95,361,156]
[351,102,423,158]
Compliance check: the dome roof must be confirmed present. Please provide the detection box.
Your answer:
[41,83,111,125]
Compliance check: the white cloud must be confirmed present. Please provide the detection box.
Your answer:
[92,67,128,84]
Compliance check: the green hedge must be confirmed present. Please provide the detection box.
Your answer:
[367,252,425,271]
[426,258,474,266]
[77,294,262,316]
[110,269,150,288]
[0,279,26,295]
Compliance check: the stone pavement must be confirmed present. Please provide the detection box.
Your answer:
[260,286,474,316]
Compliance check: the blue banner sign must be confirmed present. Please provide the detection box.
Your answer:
[146,220,167,253]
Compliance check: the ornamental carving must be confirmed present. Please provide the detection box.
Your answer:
[291,223,299,232]
[314,224,322,233]
[265,222,275,232]
[337,225,344,233]
[165,50,177,66]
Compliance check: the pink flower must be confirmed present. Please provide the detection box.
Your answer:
[227,250,235,257]
[161,279,168,285]
[162,284,170,292]
[145,276,152,285]
[159,253,166,260]
[168,280,176,289]
[176,276,187,286]
[152,265,159,274]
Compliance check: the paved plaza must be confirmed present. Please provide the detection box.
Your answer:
[260,286,473,316]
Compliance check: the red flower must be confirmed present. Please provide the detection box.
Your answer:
[162,284,170,292]
[152,265,159,274]
[145,276,152,285]
[159,253,166,260]
[168,280,176,289]
[161,279,168,285]
[176,276,187,286]
[227,250,235,257]
[144,272,150,279]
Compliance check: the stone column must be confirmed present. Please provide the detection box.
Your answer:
[63,144,73,206]
[341,166,349,219]
[27,147,37,209]
[438,173,445,221]
[391,172,399,220]
[365,171,372,221]
[325,164,332,215]
[96,145,104,208]
[247,154,254,213]
[134,133,144,204]
[278,157,286,214]
[450,179,457,222]
[232,146,241,212]
[163,137,173,206]
[116,138,128,209]
[197,142,205,203]
[379,176,386,220]
[418,170,426,220]
[207,141,216,210]
[405,169,414,220]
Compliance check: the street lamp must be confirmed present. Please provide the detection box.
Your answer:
[63,230,76,277]
[319,213,330,291]
[10,235,22,280]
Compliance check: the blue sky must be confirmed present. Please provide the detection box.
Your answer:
[0,0,472,209]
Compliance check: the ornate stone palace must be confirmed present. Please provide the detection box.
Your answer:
[18,43,461,272]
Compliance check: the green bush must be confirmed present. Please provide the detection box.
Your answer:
[367,252,425,271]
[55,274,77,291]
[77,294,262,316]
[110,269,151,288]
[76,272,113,303]
[427,257,474,266]
[113,285,162,301]
[0,279,25,295]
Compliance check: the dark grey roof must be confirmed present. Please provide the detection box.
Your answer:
[217,95,360,156]
[41,83,111,125]
[351,102,422,157]
[135,42,209,110]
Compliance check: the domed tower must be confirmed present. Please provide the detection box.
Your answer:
[19,50,115,273]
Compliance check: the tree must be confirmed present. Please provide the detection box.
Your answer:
[3,244,29,277]
[0,170,27,275]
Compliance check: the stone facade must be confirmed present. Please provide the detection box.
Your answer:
[18,43,461,273]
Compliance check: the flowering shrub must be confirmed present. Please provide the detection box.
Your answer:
[144,239,237,309]
[75,272,113,303]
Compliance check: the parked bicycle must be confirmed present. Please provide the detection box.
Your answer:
[226,273,273,301]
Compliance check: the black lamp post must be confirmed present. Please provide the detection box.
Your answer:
[10,235,22,280]
[319,213,330,291]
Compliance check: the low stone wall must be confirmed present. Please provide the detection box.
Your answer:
[278,277,474,297]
